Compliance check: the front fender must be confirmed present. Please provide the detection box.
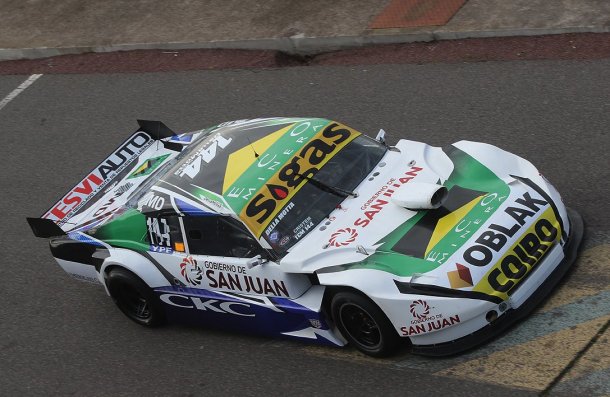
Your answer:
[318,268,496,343]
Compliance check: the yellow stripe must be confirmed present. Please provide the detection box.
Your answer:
[222,124,294,194]
[425,196,482,256]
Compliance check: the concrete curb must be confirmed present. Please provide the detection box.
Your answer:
[1,25,609,61]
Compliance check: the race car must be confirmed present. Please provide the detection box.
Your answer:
[28,118,583,357]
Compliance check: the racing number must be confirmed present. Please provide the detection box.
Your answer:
[178,135,232,178]
[147,217,171,247]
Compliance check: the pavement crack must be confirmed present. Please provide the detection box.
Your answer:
[540,317,610,396]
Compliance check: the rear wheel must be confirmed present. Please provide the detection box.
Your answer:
[106,268,166,327]
[331,291,401,357]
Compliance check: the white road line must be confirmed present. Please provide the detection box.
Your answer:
[0,74,43,111]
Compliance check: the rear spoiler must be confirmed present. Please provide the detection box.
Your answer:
[30,120,180,235]
[27,217,66,238]
[137,120,183,152]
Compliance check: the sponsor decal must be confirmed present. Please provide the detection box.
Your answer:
[239,122,360,236]
[128,153,170,179]
[190,185,229,212]
[293,216,314,240]
[469,192,561,300]
[329,228,358,247]
[85,180,135,224]
[327,166,423,248]
[170,133,193,143]
[150,245,173,254]
[279,236,290,246]
[44,132,153,224]
[92,191,126,218]
[192,260,289,297]
[354,166,423,228]
[113,182,133,195]
[69,273,100,284]
[269,231,280,243]
[201,261,247,274]
[180,256,203,286]
[137,192,166,212]
[146,217,171,247]
[309,319,322,329]
[447,263,473,289]
[401,300,461,336]
[175,133,232,178]
[409,299,430,320]
[264,201,295,236]
[205,270,289,297]
[160,293,254,317]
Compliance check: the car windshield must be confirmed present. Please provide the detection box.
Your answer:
[265,135,387,257]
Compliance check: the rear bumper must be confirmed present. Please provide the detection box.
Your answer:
[410,207,584,356]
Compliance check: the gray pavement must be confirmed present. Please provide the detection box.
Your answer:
[0,58,608,396]
[1,0,609,60]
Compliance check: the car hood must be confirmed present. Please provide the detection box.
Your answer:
[281,139,568,300]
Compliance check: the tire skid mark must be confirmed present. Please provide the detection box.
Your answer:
[549,319,610,396]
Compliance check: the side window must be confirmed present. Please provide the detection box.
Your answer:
[145,215,184,253]
[183,215,265,258]
[182,216,219,255]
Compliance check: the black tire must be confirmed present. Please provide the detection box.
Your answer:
[106,268,166,327]
[331,291,401,357]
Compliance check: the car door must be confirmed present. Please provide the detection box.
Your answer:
[178,214,311,299]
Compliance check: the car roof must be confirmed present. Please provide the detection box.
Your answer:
[140,117,363,237]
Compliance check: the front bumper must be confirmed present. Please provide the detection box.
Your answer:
[410,207,584,356]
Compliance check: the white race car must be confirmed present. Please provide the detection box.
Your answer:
[28,118,583,357]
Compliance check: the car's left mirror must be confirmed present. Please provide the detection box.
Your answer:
[246,255,268,269]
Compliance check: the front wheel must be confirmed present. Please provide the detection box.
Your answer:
[106,268,166,327]
[331,291,401,357]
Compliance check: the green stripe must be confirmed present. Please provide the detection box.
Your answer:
[91,209,148,251]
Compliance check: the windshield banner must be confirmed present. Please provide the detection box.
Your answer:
[227,121,360,237]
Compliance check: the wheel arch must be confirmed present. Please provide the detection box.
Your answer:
[319,283,403,339]
[99,248,172,294]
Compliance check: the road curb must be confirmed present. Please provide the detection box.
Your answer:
[1,26,609,61]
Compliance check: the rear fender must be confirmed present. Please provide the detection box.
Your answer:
[99,248,172,293]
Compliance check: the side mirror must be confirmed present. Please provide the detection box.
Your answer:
[246,255,268,269]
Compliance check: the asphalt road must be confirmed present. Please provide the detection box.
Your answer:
[1,59,608,396]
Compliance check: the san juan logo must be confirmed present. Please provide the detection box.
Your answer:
[180,256,203,286]
[409,299,430,320]
[328,228,358,247]
[401,299,461,336]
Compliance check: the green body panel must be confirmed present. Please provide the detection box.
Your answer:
[342,147,510,277]
[91,209,148,251]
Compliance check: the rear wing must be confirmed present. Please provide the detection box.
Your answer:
[30,120,180,235]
